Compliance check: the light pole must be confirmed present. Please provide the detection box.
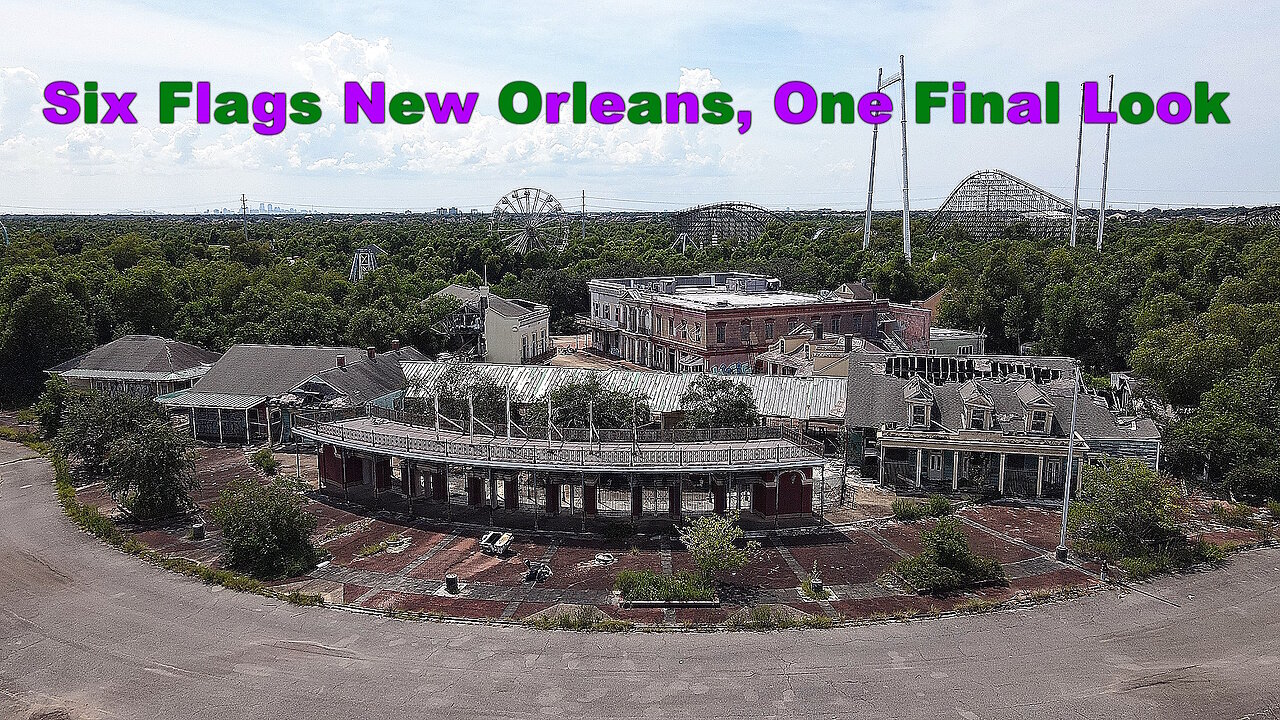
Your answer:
[1056,362,1082,561]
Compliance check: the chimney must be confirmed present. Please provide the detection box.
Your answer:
[367,346,376,360]
[391,339,401,351]
[813,321,824,341]
[336,354,346,368]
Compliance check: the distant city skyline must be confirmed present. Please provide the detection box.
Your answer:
[2,1,1278,214]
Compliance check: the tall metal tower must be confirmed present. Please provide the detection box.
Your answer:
[240,193,250,245]
[1097,75,1115,250]
[862,55,912,264]
[1069,83,1085,247]
[0,219,9,247]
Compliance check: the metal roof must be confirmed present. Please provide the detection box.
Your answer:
[402,362,847,421]
[155,390,267,410]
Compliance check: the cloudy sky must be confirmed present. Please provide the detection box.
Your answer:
[1,1,1276,213]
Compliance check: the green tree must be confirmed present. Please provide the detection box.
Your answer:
[0,282,92,400]
[678,514,758,582]
[546,375,650,428]
[104,418,199,520]
[415,363,509,428]
[894,517,1005,594]
[1165,368,1280,500]
[679,375,759,428]
[32,375,76,438]
[1067,459,1188,560]
[211,477,319,578]
[58,392,164,480]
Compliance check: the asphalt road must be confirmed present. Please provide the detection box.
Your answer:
[1,441,1278,720]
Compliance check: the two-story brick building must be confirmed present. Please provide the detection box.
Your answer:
[579,273,931,374]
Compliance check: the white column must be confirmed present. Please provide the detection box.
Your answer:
[951,450,960,491]
[217,409,224,445]
[998,453,1007,495]
[1036,456,1045,498]
[914,449,923,488]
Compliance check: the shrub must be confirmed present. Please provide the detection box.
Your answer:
[210,477,319,578]
[1209,502,1254,528]
[678,514,758,581]
[251,448,280,476]
[1068,459,1188,561]
[614,570,715,602]
[597,520,635,540]
[1269,500,1280,521]
[926,494,954,516]
[103,418,199,520]
[891,498,928,521]
[894,517,1005,594]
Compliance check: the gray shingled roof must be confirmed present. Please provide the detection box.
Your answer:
[846,361,1159,441]
[307,347,427,403]
[48,335,221,379]
[192,344,364,396]
[433,284,545,319]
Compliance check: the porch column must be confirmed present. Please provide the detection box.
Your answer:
[244,408,250,444]
[997,453,1007,495]
[583,476,597,517]
[191,408,197,438]
[630,476,643,517]
[914,449,923,489]
[217,408,224,445]
[489,469,498,509]
[340,448,349,501]
[951,450,960,491]
[878,450,885,486]
[669,475,683,521]
[1036,456,1045,498]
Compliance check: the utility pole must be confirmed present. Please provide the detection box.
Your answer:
[862,67,884,251]
[581,190,586,244]
[1097,74,1115,251]
[1069,83,1085,247]
[240,193,250,245]
[1056,362,1082,561]
[898,54,911,265]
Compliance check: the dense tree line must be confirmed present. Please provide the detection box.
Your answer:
[3,211,1278,497]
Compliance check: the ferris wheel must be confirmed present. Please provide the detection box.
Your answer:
[490,187,570,254]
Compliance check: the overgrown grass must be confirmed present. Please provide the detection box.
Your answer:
[894,518,1006,594]
[955,597,1004,614]
[526,606,633,632]
[891,495,954,522]
[597,520,636,540]
[356,533,406,558]
[1114,539,1229,581]
[727,605,833,630]
[3,430,324,608]
[614,569,715,602]
[891,498,928,521]
[800,577,830,601]
[1210,502,1256,528]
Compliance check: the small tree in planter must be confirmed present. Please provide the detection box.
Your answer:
[679,514,760,588]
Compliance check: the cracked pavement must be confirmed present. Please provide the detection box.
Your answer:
[1,441,1278,719]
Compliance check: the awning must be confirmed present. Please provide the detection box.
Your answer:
[156,390,267,410]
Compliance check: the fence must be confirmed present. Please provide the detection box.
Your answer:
[292,408,822,471]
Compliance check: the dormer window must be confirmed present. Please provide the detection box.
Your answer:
[970,409,986,430]
[911,405,927,427]
[1030,410,1049,433]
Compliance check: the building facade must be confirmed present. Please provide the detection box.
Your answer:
[47,335,221,397]
[580,273,932,374]
[844,349,1161,500]
[433,284,551,364]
